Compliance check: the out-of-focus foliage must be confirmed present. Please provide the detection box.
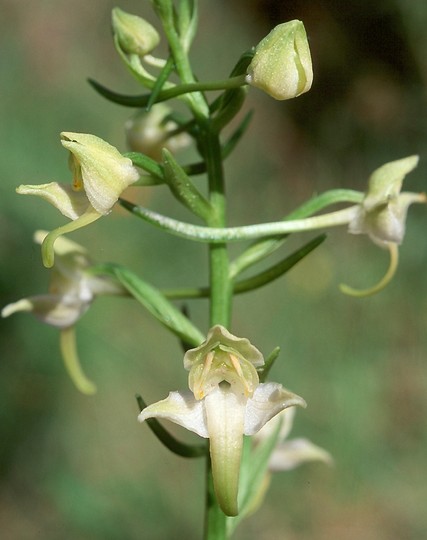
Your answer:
[1,1,426,539]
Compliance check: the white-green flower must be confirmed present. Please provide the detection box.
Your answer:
[342,155,426,296]
[348,155,425,247]
[17,132,139,267]
[2,231,125,394]
[138,325,306,516]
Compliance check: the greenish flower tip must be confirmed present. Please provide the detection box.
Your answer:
[138,325,306,516]
[125,104,191,161]
[246,20,313,100]
[348,155,426,247]
[112,7,160,56]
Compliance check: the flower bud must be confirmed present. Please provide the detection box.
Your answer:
[125,104,191,161]
[112,7,160,56]
[246,20,313,100]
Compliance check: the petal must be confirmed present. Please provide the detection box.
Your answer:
[368,192,426,245]
[204,385,246,516]
[41,208,102,268]
[2,295,89,328]
[268,437,333,471]
[138,390,208,438]
[17,182,91,220]
[254,406,297,444]
[61,132,139,215]
[244,382,306,436]
[60,327,96,395]
[365,155,419,210]
[34,229,89,257]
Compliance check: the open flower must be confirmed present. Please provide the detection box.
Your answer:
[17,132,139,268]
[342,155,426,295]
[138,325,306,516]
[2,231,125,394]
[348,155,425,246]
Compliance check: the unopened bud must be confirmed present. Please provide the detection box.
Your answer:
[112,7,160,56]
[125,104,191,161]
[246,20,313,100]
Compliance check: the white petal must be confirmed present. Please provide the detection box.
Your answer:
[17,182,91,220]
[138,390,208,438]
[254,406,296,444]
[244,382,306,436]
[2,295,89,328]
[268,437,333,471]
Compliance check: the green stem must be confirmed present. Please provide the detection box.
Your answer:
[88,76,248,108]
[156,3,210,120]
[203,129,232,328]
[157,4,230,536]
[120,200,360,242]
[202,127,231,539]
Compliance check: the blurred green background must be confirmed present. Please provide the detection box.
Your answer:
[1,0,427,538]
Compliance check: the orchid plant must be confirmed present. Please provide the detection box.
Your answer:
[3,1,425,539]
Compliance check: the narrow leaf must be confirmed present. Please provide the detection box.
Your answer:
[226,422,281,535]
[99,263,204,347]
[222,110,253,159]
[258,346,280,383]
[233,234,327,293]
[146,56,175,111]
[230,189,363,278]
[123,151,164,181]
[162,148,213,221]
[88,78,150,107]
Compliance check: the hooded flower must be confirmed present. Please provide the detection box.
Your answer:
[342,155,426,295]
[138,325,306,516]
[348,155,425,246]
[17,132,139,268]
[2,231,125,394]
